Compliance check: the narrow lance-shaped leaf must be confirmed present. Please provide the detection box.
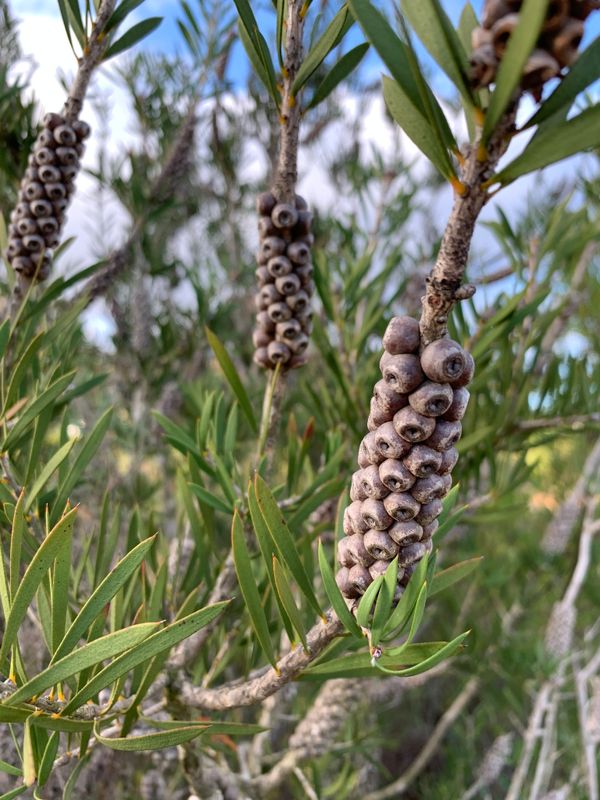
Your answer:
[355,575,383,629]
[306,43,369,110]
[374,630,470,676]
[430,556,483,596]
[273,556,308,650]
[292,7,352,95]
[370,558,398,647]
[301,641,451,678]
[205,328,257,433]
[24,439,76,513]
[2,372,76,451]
[93,721,209,751]
[382,552,429,639]
[317,540,363,639]
[103,17,163,61]
[51,509,74,654]
[9,491,25,602]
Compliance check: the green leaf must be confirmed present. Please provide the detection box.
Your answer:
[61,752,91,800]
[233,0,279,104]
[0,785,28,800]
[231,511,278,668]
[525,37,600,128]
[430,557,483,596]
[370,558,398,647]
[3,372,75,452]
[37,731,59,787]
[24,440,76,513]
[62,602,228,714]
[205,328,257,433]
[404,581,427,646]
[93,720,208,751]
[273,556,308,650]
[374,630,470,675]
[3,332,45,416]
[51,510,74,654]
[493,105,600,186]
[302,642,447,678]
[0,507,78,671]
[276,0,285,67]
[144,718,266,736]
[382,553,429,639]
[254,475,322,618]
[5,624,157,706]
[318,540,363,639]
[103,17,163,60]
[9,491,25,602]
[0,761,21,777]
[355,575,383,629]
[52,536,157,663]
[482,0,549,143]
[307,43,369,109]
[56,0,75,49]
[188,483,234,515]
[106,0,146,31]
[0,319,10,361]
[292,7,351,95]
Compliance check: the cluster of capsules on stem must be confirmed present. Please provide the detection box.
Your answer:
[336,316,474,607]
[253,192,315,370]
[470,0,598,99]
[6,113,90,282]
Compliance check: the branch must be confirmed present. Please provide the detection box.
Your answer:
[516,413,600,432]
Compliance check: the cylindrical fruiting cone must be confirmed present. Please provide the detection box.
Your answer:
[336,315,474,607]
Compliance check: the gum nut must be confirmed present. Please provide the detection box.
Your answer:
[373,379,408,416]
[288,333,309,355]
[347,532,375,567]
[335,567,353,597]
[440,473,452,495]
[276,318,301,340]
[403,445,443,478]
[255,266,270,285]
[381,353,424,393]
[268,302,292,323]
[44,232,60,249]
[471,25,493,48]
[379,458,416,493]
[398,541,429,568]
[368,397,392,430]
[420,338,467,382]
[361,498,394,530]
[393,406,436,443]
[260,283,281,305]
[23,234,45,253]
[344,501,370,535]
[399,563,417,587]
[450,351,475,388]
[304,278,315,297]
[30,199,53,217]
[37,129,55,147]
[260,236,286,260]
[348,564,373,596]
[571,0,600,20]
[275,273,301,296]
[383,492,420,522]
[253,328,271,349]
[388,519,423,546]
[271,202,298,229]
[16,217,38,236]
[337,536,356,568]
[439,446,459,475]
[24,182,45,201]
[43,112,65,130]
[287,241,311,265]
[358,443,371,469]
[375,422,411,460]
[360,464,389,500]
[415,499,443,526]
[522,50,560,92]
[411,475,447,504]
[370,559,391,579]
[299,232,315,247]
[286,290,310,314]
[254,292,269,312]
[383,316,421,354]
[362,431,384,465]
[425,419,462,451]
[300,317,313,336]
[267,255,293,278]
[7,223,18,237]
[53,198,68,215]
[351,469,369,502]
[61,164,79,182]
[14,202,30,219]
[470,44,498,88]
[24,166,39,181]
[294,193,308,210]
[34,147,57,166]
[409,381,453,418]
[268,341,291,365]
[45,183,67,201]
[548,18,584,63]
[75,142,85,158]
[422,519,439,539]
[72,119,91,140]
[38,164,62,183]
[296,263,313,286]
[294,209,313,235]
[364,529,399,561]
[257,191,277,216]
[253,347,271,368]
[258,216,276,237]
[7,238,24,258]
[256,310,275,333]
[542,0,569,30]
[442,387,470,421]
[37,217,59,236]
[55,146,78,166]
[491,13,520,56]
[53,125,77,146]
[11,256,34,275]
[289,353,308,369]
[481,0,511,27]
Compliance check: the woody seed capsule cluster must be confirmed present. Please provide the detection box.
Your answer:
[470,0,598,100]
[6,113,90,281]
[336,316,474,604]
[252,191,314,370]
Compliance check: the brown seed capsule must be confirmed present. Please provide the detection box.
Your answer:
[374,422,411,460]
[343,501,370,535]
[379,458,416,493]
[370,559,395,579]
[75,142,85,158]
[491,13,520,56]
[36,217,59,236]
[373,379,408,416]
[549,19,584,65]
[542,0,569,30]
[267,255,293,278]
[53,198,68,215]
[254,292,269,312]
[44,233,60,249]
[359,464,389,500]
[337,536,356,568]
[253,347,271,368]
[571,0,600,20]
[522,50,560,98]
[358,431,383,468]
[255,266,270,285]
[295,193,308,210]
[399,562,417,587]
[442,387,470,421]
[304,278,315,297]
[43,112,65,130]
[22,234,45,253]
[368,397,392,431]
[268,341,291,365]
[471,26,493,49]
[383,316,421,355]
[350,470,369,502]
[260,283,281,305]
[24,166,39,181]
[346,532,375,567]
[287,333,309,354]
[287,241,311,264]
[383,492,420,522]
[34,147,57,166]
[16,218,38,236]
[409,381,453,417]
[61,165,79,183]
[398,541,430,568]
[381,354,424,393]
[425,419,462,451]
[347,564,373,596]
[361,498,394,530]
[13,202,30,220]
[420,339,467,383]
[256,310,275,333]
[55,146,78,166]
[335,567,353,597]
[364,529,399,560]
[294,209,313,236]
[276,318,301,340]
[415,499,443,526]
[286,290,310,314]
[272,203,298,229]
[24,182,45,201]
[404,445,443,478]
[7,238,24,258]
[44,183,67,201]
[411,474,447,504]
[438,447,459,475]
[72,119,91,140]
[53,125,77,146]
[260,236,286,260]
[252,328,271,349]
[275,273,301,296]
[393,406,436,443]
[450,351,474,388]
[37,129,56,148]
[30,199,53,217]
[388,519,423,546]
[267,302,292,323]
[258,216,277,238]
[482,0,511,27]
[422,519,439,539]
[440,473,452,495]
[11,256,34,275]
[295,263,313,285]
[38,164,62,183]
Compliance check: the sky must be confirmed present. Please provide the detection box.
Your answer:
[7,0,600,345]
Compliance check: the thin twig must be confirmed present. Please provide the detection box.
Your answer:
[516,413,600,432]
